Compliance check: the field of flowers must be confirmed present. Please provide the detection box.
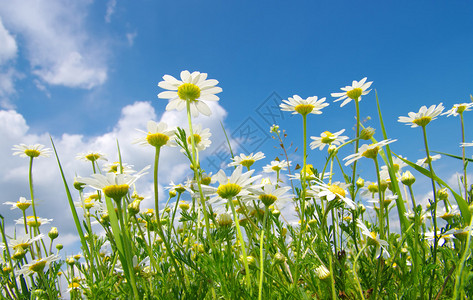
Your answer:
[1,71,473,299]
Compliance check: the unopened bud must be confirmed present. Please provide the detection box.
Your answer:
[401,171,416,186]
[356,178,364,188]
[360,127,375,140]
[48,227,59,240]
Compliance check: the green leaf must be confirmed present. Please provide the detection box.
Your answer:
[393,154,471,223]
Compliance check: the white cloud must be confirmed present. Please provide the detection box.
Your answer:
[0,16,17,64]
[105,0,117,23]
[0,101,232,253]
[0,0,108,89]
[126,31,137,46]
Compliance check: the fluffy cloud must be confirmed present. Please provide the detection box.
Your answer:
[0,0,107,89]
[0,17,17,64]
[0,100,231,249]
[0,17,19,108]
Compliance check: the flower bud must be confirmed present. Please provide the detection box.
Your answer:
[217,213,233,227]
[273,252,286,264]
[356,177,364,188]
[401,171,416,186]
[315,265,331,280]
[437,188,449,201]
[48,227,59,240]
[56,244,63,251]
[360,127,375,140]
[128,199,141,215]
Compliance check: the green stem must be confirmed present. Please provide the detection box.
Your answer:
[421,125,438,300]
[353,244,368,300]
[460,113,468,203]
[258,206,269,300]
[351,98,361,197]
[374,158,385,240]
[229,197,252,289]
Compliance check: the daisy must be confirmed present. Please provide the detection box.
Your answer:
[263,160,291,173]
[158,70,222,117]
[77,167,148,202]
[416,154,441,168]
[17,254,60,276]
[248,184,293,207]
[9,234,44,250]
[357,220,390,258]
[460,142,473,147]
[201,165,261,200]
[172,124,212,152]
[16,216,53,227]
[444,226,473,241]
[310,129,348,151]
[4,197,32,211]
[379,156,408,180]
[280,95,329,116]
[103,162,135,174]
[442,103,473,117]
[331,77,373,107]
[343,139,397,166]
[228,152,265,169]
[12,144,51,158]
[134,120,175,148]
[311,181,355,209]
[436,205,460,221]
[76,151,108,162]
[398,103,445,128]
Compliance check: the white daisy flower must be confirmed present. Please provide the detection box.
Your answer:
[201,165,261,201]
[424,230,452,246]
[444,226,473,241]
[343,139,397,166]
[17,254,60,276]
[442,103,473,117]
[158,70,222,117]
[310,129,348,150]
[436,205,460,221]
[280,95,329,116]
[247,184,293,207]
[357,220,390,258]
[398,103,445,128]
[12,144,51,158]
[15,216,53,228]
[172,124,211,152]
[311,181,355,209]
[134,120,175,148]
[8,234,45,250]
[4,197,32,211]
[460,142,473,147]
[103,162,135,174]
[379,156,408,179]
[331,77,373,107]
[228,152,265,169]
[77,167,148,201]
[263,160,291,173]
[76,151,108,162]
[416,154,441,168]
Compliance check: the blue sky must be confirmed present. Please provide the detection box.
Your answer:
[1,0,472,248]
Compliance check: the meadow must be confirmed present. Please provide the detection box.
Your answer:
[1,71,473,299]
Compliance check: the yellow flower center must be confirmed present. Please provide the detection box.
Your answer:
[202,176,212,185]
[179,201,190,211]
[413,116,432,127]
[110,164,119,173]
[440,213,454,222]
[301,164,315,176]
[102,184,130,201]
[361,146,379,159]
[29,260,47,273]
[187,134,202,145]
[85,153,101,162]
[177,83,201,101]
[271,165,282,171]
[26,216,41,227]
[14,242,30,250]
[346,88,363,100]
[69,282,81,290]
[24,149,41,158]
[456,104,467,114]
[16,201,31,211]
[84,199,94,210]
[321,131,335,144]
[259,194,277,206]
[368,232,379,246]
[240,159,255,168]
[328,184,346,198]
[147,133,170,148]
[294,104,314,116]
[217,183,241,199]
